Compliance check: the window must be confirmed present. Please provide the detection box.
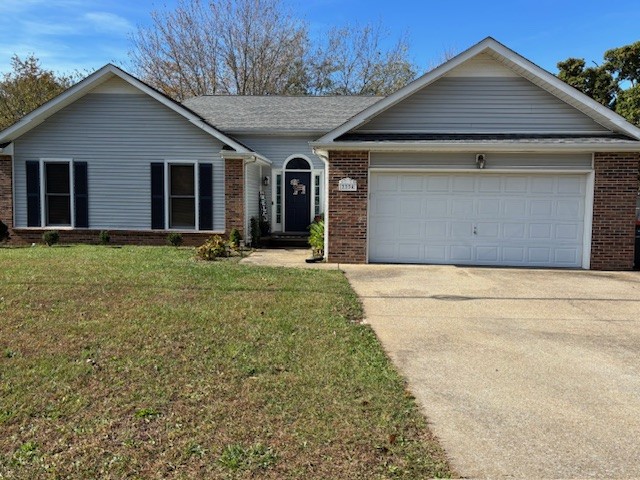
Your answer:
[45,162,71,226]
[286,157,310,170]
[276,174,282,224]
[169,164,195,229]
[314,174,321,216]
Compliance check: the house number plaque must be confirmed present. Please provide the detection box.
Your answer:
[338,177,357,192]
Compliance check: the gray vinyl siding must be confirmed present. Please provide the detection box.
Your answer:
[13,93,225,231]
[233,135,325,170]
[356,77,610,134]
[370,152,592,170]
[245,162,262,225]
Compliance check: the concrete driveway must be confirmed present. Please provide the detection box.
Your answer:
[342,264,640,479]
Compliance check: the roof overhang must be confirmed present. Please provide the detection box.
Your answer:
[315,37,640,144]
[0,64,251,153]
[310,141,640,153]
[220,150,272,166]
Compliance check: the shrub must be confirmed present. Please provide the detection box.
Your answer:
[229,228,242,249]
[308,219,325,258]
[98,230,110,245]
[250,217,260,246]
[42,230,59,246]
[0,220,9,243]
[167,232,183,247]
[196,235,229,260]
[259,219,270,237]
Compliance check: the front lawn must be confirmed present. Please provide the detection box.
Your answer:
[0,246,451,479]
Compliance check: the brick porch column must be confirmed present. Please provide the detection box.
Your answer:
[591,152,639,270]
[225,158,244,238]
[0,155,12,235]
[327,150,369,263]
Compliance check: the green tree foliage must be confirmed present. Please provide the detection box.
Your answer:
[557,41,640,126]
[0,55,77,131]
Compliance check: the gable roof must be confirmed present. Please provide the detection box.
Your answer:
[0,64,251,153]
[182,95,383,134]
[315,37,640,144]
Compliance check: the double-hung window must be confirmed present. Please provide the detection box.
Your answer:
[45,162,72,226]
[169,164,196,229]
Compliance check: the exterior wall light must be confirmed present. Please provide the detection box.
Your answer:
[476,153,486,169]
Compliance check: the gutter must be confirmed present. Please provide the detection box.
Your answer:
[309,141,640,153]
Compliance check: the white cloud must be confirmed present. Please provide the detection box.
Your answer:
[83,12,134,35]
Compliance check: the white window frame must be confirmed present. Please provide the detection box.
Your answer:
[277,154,324,233]
[40,158,74,228]
[164,160,200,231]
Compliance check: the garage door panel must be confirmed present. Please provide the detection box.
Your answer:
[369,172,586,268]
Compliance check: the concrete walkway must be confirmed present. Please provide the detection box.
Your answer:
[239,248,340,269]
[241,250,640,478]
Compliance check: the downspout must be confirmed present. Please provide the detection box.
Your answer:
[313,148,330,261]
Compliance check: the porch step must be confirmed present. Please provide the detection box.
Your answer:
[261,232,310,249]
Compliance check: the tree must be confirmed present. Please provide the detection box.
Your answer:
[130,0,308,100]
[129,0,417,99]
[308,23,417,96]
[557,41,640,127]
[0,55,77,131]
[557,58,618,109]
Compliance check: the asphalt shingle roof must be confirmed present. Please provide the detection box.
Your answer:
[182,95,383,133]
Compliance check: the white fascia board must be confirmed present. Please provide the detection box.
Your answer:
[0,64,251,153]
[227,129,328,137]
[316,37,640,143]
[309,141,640,153]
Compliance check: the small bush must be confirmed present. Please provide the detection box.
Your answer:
[308,219,324,258]
[167,232,183,247]
[229,228,242,249]
[98,230,110,245]
[196,235,229,260]
[42,230,59,246]
[0,220,10,243]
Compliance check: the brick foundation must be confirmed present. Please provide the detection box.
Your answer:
[327,151,369,263]
[591,152,639,270]
[0,155,12,232]
[10,229,215,246]
[225,158,244,238]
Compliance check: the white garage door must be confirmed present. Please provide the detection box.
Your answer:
[369,172,587,267]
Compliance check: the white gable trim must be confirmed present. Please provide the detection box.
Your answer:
[316,37,640,143]
[0,64,251,153]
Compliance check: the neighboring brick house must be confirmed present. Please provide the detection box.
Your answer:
[1,37,639,269]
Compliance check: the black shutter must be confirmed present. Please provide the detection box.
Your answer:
[26,161,41,227]
[151,163,165,229]
[74,162,88,228]
[199,163,213,231]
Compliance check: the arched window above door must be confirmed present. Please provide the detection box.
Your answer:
[285,157,311,170]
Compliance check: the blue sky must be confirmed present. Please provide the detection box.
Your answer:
[1,0,639,76]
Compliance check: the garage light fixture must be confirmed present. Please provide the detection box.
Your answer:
[476,153,486,169]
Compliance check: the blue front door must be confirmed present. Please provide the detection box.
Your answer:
[284,171,311,232]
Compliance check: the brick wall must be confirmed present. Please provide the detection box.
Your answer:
[225,158,244,238]
[10,229,213,246]
[591,152,639,270]
[327,151,369,263]
[0,155,12,232]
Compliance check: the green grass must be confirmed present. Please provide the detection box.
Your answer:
[0,246,451,479]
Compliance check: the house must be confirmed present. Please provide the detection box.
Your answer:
[1,37,638,270]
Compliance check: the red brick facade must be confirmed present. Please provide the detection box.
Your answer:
[10,229,213,246]
[590,152,639,270]
[225,158,244,238]
[327,151,369,263]
[0,155,12,231]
